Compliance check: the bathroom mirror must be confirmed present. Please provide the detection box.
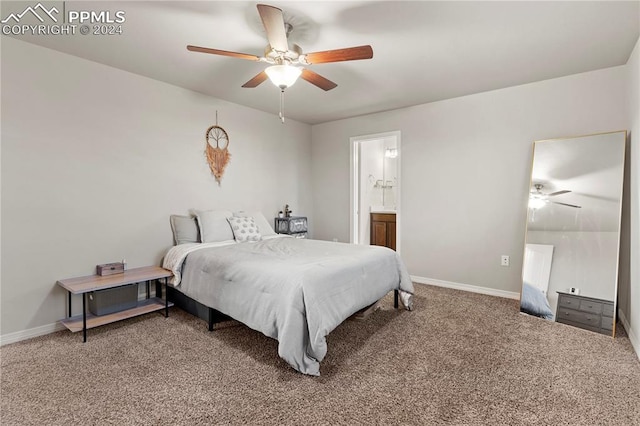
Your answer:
[519,131,626,337]
[362,139,398,211]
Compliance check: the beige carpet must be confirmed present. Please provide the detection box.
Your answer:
[1,284,639,425]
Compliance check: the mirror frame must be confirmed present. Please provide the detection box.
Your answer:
[520,130,627,337]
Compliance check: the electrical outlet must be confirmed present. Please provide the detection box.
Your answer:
[332,238,338,242]
[501,255,510,267]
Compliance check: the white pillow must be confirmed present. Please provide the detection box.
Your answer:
[193,209,234,243]
[233,211,276,236]
[227,216,262,242]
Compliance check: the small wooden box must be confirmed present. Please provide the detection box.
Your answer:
[96,262,125,276]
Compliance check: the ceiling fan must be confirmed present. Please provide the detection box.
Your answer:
[186,4,373,121]
[529,183,582,209]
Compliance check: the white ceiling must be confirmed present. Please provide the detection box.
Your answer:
[5,1,640,124]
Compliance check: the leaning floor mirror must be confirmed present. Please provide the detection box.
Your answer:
[519,131,626,337]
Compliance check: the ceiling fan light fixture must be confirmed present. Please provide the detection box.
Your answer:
[529,196,546,210]
[265,64,302,89]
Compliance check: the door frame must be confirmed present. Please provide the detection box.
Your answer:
[349,130,401,254]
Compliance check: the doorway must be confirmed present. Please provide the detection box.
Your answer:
[350,131,401,253]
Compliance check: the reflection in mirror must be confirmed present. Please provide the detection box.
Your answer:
[519,131,626,337]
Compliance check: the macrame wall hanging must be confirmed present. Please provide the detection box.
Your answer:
[205,112,231,185]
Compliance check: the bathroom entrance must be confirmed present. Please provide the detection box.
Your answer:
[349,131,401,252]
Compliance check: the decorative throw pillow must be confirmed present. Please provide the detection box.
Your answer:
[193,209,235,243]
[227,216,262,242]
[169,215,199,245]
[233,211,277,236]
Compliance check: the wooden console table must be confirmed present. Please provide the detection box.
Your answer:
[57,266,173,342]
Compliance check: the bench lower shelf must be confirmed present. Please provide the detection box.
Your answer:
[61,297,174,333]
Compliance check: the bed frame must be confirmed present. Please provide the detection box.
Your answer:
[167,285,399,331]
[167,286,231,331]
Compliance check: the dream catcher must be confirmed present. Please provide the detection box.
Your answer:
[205,112,231,185]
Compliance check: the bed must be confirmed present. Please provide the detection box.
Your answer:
[163,210,414,376]
[520,282,554,320]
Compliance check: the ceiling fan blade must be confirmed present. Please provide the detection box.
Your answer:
[548,190,571,197]
[187,45,260,61]
[242,71,269,88]
[300,69,338,91]
[552,201,582,209]
[304,45,373,64]
[257,4,289,52]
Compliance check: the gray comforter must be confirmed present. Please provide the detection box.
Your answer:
[172,237,414,375]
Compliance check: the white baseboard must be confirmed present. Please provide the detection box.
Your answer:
[411,275,521,300]
[0,321,65,347]
[618,308,640,361]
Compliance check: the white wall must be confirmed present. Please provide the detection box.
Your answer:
[0,38,312,337]
[527,231,619,316]
[311,66,627,295]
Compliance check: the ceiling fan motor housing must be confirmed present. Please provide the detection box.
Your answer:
[265,43,302,64]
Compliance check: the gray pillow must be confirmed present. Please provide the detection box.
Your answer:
[233,211,276,236]
[170,215,199,245]
[193,209,235,242]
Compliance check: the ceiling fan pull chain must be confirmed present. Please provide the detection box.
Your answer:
[279,88,285,123]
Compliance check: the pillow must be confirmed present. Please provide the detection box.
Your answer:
[233,211,277,236]
[227,216,262,242]
[169,215,199,245]
[193,209,234,243]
